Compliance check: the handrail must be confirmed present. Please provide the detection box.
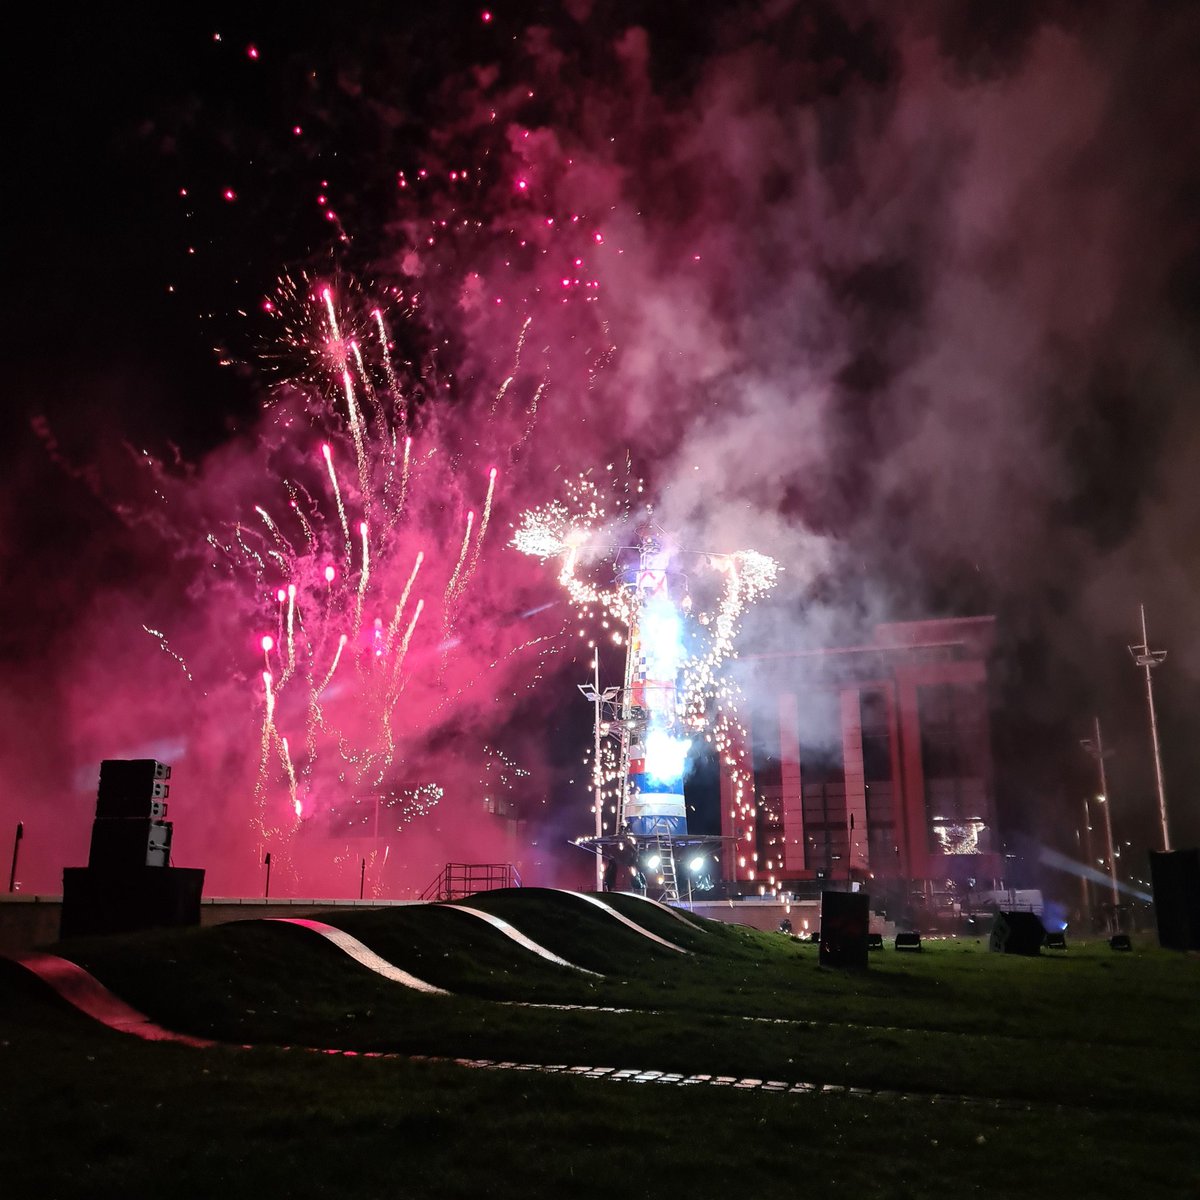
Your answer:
[419,862,521,902]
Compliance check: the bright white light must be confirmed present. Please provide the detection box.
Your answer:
[640,597,685,678]
[646,854,661,869]
[645,729,691,783]
[689,856,705,872]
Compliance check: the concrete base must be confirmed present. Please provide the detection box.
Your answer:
[0,895,422,956]
[679,897,895,939]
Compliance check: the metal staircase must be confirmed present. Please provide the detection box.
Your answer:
[419,862,521,902]
[649,821,679,902]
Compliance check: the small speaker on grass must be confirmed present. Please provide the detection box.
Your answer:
[818,891,869,968]
[989,911,1045,956]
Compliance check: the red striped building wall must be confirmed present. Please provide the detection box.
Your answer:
[721,616,1001,891]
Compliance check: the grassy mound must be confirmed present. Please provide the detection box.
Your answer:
[3,905,1200,1198]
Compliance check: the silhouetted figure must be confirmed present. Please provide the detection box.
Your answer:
[603,859,617,892]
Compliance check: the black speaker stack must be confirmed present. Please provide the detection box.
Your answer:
[1149,848,1200,951]
[818,891,870,968]
[90,759,173,869]
[989,910,1046,956]
[61,759,204,939]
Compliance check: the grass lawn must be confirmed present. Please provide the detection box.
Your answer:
[2,889,1198,1198]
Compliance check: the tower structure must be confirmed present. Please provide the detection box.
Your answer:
[620,534,690,839]
[514,484,778,901]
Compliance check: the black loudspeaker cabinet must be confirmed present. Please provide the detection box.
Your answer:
[1149,848,1200,951]
[96,759,171,819]
[89,819,172,871]
[819,891,870,968]
[61,867,205,939]
[989,910,1045,956]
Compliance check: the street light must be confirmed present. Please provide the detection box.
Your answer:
[578,664,620,891]
[1081,717,1119,911]
[1128,604,1170,851]
[1095,793,1118,920]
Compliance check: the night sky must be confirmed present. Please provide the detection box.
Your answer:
[5,1,1200,896]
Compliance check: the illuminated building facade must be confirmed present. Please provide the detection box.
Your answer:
[721,617,1002,891]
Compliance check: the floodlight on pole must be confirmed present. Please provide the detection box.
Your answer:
[1128,604,1170,851]
[1080,797,1094,922]
[1080,717,1119,910]
[578,667,621,890]
[1095,793,1118,914]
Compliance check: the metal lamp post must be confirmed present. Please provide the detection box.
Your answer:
[1128,604,1170,851]
[1081,718,1119,911]
[8,821,22,893]
[1079,798,1093,924]
[578,661,620,891]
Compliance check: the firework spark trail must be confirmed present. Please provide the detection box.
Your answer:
[489,317,532,419]
[142,626,194,682]
[321,286,343,346]
[386,550,424,646]
[286,583,298,674]
[322,443,352,566]
[429,632,564,717]
[340,368,372,517]
[321,288,372,513]
[285,482,319,554]
[492,374,515,413]
[235,524,267,572]
[316,632,349,697]
[399,435,412,511]
[350,338,386,434]
[468,467,498,575]
[382,425,400,521]
[387,598,424,705]
[444,509,475,608]
[525,379,546,429]
[255,505,288,550]
[373,308,400,396]
[680,551,780,721]
[280,735,301,818]
[349,340,370,396]
[255,669,278,840]
[354,520,370,636]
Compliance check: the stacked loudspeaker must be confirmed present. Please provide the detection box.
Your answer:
[90,759,173,870]
[61,759,205,939]
[818,891,870,968]
[989,910,1046,956]
[1149,848,1200,951]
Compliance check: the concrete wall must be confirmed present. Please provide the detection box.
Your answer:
[0,895,421,956]
[3,892,895,956]
[683,897,895,938]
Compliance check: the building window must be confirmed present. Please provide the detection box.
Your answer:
[917,682,990,852]
[860,690,892,782]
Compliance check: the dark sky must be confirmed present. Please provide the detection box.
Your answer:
[4,1,1200,894]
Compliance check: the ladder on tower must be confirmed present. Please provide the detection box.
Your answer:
[651,821,679,902]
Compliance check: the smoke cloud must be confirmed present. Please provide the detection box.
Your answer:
[5,2,1200,896]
